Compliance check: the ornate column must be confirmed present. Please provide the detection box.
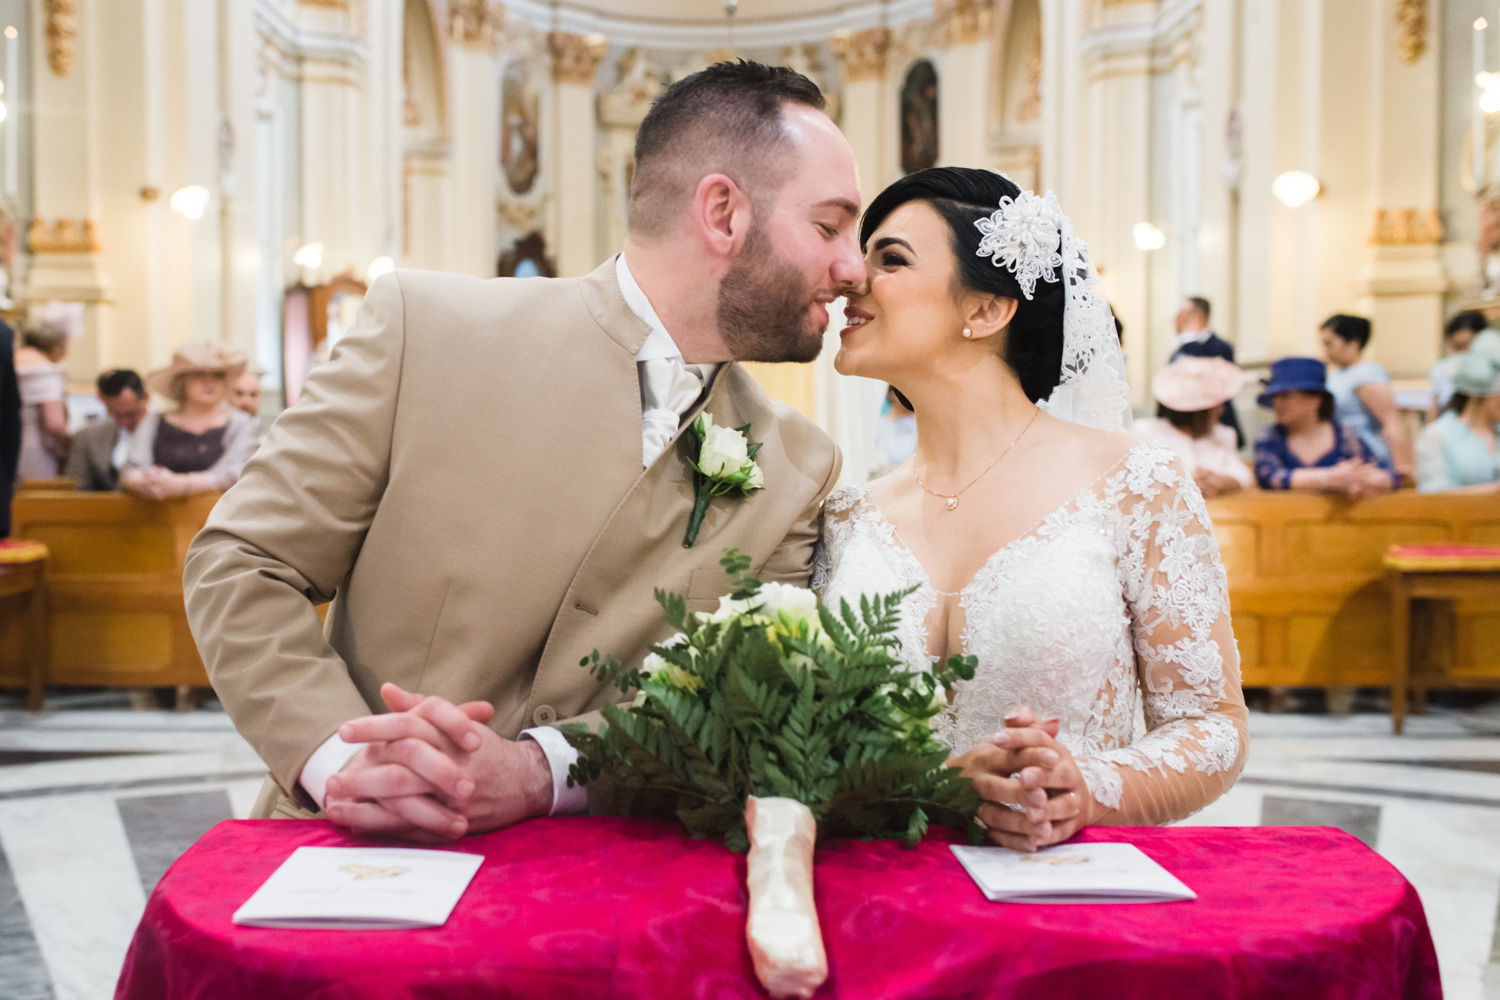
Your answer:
[935,0,993,167]
[1357,0,1443,376]
[24,0,111,378]
[547,30,606,276]
[830,27,891,203]
[819,26,896,484]
[446,1,504,275]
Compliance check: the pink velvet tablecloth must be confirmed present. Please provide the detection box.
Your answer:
[115,818,1441,1000]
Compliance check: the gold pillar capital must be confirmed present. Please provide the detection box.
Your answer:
[548,31,608,86]
[44,0,77,77]
[935,0,993,48]
[1369,208,1443,246]
[830,26,891,83]
[450,0,505,52]
[1394,0,1427,65]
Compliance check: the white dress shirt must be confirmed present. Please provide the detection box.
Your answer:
[111,426,133,471]
[1174,327,1214,350]
[300,253,713,817]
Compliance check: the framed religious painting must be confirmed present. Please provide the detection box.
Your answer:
[900,60,939,176]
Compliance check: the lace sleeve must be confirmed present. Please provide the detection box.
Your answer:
[1076,447,1248,825]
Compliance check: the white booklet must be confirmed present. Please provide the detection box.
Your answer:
[950,843,1196,904]
[233,846,485,929]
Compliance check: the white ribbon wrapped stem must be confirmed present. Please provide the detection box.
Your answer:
[744,796,828,999]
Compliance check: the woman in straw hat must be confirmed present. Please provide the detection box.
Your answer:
[1132,355,1250,498]
[1252,356,1396,499]
[119,341,259,499]
[1415,330,1500,493]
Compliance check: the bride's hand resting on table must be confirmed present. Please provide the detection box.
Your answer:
[947,706,1099,852]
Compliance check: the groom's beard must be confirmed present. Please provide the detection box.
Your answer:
[717,221,822,364]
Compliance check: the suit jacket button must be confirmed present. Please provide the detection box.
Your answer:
[533,705,558,726]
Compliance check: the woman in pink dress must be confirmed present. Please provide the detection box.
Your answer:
[1131,356,1251,498]
[14,320,70,479]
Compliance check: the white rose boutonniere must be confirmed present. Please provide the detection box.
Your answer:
[682,414,763,548]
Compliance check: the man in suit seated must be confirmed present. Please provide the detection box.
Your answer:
[65,369,150,491]
[1170,296,1243,447]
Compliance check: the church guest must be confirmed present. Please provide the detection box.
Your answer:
[1428,310,1487,419]
[1168,296,1242,446]
[872,385,916,476]
[1132,356,1250,498]
[119,343,258,499]
[14,320,70,479]
[1253,356,1396,498]
[66,369,150,491]
[230,369,263,419]
[1320,313,1413,481]
[1415,331,1500,494]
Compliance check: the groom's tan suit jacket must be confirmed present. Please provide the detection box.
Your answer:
[184,260,840,817]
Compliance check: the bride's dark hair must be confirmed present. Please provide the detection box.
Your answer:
[859,167,1066,405]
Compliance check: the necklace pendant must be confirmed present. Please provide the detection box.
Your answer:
[944,496,959,512]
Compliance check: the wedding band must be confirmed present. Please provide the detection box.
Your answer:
[1003,801,1026,813]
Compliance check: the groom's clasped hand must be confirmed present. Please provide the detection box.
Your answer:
[323,683,551,842]
[949,705,1094,853]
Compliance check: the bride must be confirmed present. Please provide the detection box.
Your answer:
[813,168,1247,852]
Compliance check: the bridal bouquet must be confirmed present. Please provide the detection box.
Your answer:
[565,550,981,999]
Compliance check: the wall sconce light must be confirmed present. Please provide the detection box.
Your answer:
[365,255,395,283]
[1271,171,1322,208]
[292,242,324,271]
[168,185,211,220]
[1132,222,1167,252]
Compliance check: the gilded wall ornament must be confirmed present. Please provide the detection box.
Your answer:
[1368,208,1442,246]
[548,31,607,86]
[829,27,891,83]
[450,0,504,52]
[28,218,100,255]
[936,0,992,47]
[1394,0,1426,64]
[44,0,77,77]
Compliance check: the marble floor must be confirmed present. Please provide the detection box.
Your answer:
[0,690,1496,1000]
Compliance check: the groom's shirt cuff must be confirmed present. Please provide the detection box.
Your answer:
[520,727,588,816]
[300,732,362,811]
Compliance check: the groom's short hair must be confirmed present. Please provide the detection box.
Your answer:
[629,60,825,238]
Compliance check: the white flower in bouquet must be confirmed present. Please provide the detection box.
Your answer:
[642,634,701,691]
[699,594,758,625]
[754,582,819,633]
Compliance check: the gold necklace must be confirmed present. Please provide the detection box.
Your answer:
[913,407,1040,512]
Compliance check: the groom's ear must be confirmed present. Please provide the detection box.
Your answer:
[963,294,1019,342]
[694,173,752,258]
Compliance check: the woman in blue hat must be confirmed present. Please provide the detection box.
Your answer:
[1252,356,1397,497]
[1414,331,1500,493]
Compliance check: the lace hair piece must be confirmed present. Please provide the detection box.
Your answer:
[974,182,1130,432]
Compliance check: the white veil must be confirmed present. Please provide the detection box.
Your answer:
[973,187,1130,432]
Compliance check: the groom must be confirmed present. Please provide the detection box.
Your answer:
[184,62,864,841]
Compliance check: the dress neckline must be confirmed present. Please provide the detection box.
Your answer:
[847,441,1146,598]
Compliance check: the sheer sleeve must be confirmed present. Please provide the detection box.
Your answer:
[1075,449,1248,825]
[1414,421,1451,493]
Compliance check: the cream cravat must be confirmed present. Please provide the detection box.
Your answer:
[639,356,705,466]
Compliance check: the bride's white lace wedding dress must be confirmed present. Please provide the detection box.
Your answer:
[813,441,1247,824]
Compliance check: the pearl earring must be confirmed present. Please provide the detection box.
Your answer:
[962,327,973,339]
